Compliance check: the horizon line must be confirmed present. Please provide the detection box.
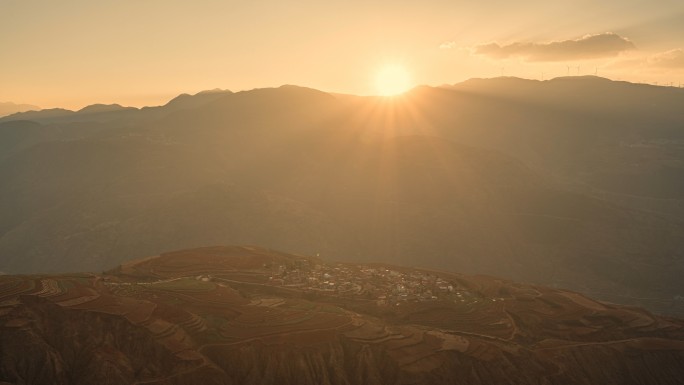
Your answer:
[2,75,681,114]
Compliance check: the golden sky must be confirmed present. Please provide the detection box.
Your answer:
[2,0,684,109]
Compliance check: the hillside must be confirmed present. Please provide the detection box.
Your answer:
[434,77,684,205]
[1,246,682,385]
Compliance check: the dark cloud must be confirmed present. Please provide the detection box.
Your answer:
[475,33,635,62]
[649,49,684,68]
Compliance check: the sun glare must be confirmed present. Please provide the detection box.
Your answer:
[375,65,412,96]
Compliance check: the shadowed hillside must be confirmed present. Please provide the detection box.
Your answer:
[1,79,684,316]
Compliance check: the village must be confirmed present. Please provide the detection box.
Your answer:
[263,259,483,306]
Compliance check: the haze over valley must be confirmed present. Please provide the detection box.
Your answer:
[3,1,684,383]
[1,77,684,317]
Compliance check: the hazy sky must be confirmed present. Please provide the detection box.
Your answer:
[2,0,684,109]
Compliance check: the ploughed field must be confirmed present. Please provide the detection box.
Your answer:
[1,246,683,385]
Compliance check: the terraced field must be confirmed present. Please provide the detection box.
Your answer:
[1,246,684,385]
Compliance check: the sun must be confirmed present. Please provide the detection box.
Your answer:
[375,64,412,96]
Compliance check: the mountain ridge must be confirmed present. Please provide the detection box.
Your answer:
[0,102,40,118]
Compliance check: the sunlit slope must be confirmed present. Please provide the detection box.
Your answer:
[1,80,683,315]
[1,246,683,385]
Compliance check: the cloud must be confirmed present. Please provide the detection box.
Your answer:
[439,41,457,50]
[474,33,635,62]
[607,49,684,73]
[648,49,684,68]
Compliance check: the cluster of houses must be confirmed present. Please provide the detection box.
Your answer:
[266,259,477,306]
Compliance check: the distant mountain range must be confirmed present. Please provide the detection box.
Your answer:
[1,78,683,316]
[0,102,39,118]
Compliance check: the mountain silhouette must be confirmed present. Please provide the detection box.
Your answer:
[0,101,40,118]
[77,103,136,114]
